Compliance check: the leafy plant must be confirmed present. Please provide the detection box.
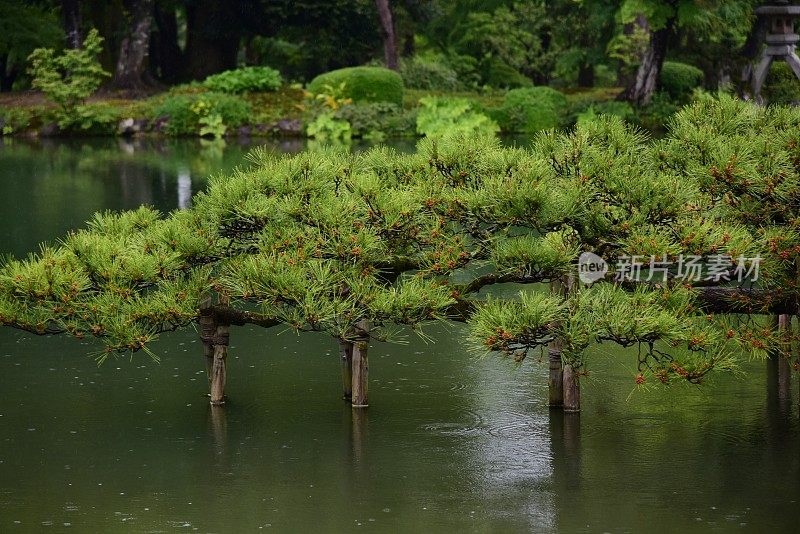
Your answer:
[416,97,499,138]
[26,28,110,113]
[306,111,352,141]
[202,66,283,94]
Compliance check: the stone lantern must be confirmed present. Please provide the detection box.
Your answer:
[751,1,800,103]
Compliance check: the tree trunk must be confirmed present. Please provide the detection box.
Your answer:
[577,62,595,88]
[548,347,564,407]
[375,0,398,70]
[61,0,82,49]
[183,0,241,80]
[110,0,155,91]
[151,2,182,83]
[0,55,15,92]
[620,14,673,106]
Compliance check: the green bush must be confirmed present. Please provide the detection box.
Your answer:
[416,97,499,138]
[59,102,122,134]
[333,102,418,138]
[153,92,251,136]
[399,56,463,91]
[763,61,800,106]
[0,107,36,135]
[308,67,404,106]
[496,87,568,133]
[659,61,704,101]
[202,66,283,94]
[486,59,533,90]
[26,28,110,112]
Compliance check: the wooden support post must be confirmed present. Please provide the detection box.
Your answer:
[209,296,231,406]
[351,319,370,408]
[778,314,792,402]
[340,339,354,401]
[548,275,574,408]
[563,364,581,413]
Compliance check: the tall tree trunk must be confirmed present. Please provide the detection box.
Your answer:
[0,55,15,92]
[151,1,182,83]
[61,0,82,49]
[110,0,155,91]
[577,62,594,88]
[620,14,673,106]
[183,0,241,80]
[375,0,398,70]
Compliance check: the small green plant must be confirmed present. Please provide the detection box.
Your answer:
[202,66,283,94]
[308,66,404,106]
[306,112,352,141]
[27,28,110,113]
[198,113,227,139]
[416,97,499,138]
[153,92,251,136]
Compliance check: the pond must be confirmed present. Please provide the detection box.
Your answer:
[0,137,798,532]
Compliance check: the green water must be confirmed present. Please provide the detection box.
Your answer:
[0,138,798,533]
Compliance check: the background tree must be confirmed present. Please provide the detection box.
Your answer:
[0,0,63,91]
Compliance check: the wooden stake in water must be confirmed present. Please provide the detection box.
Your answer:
[351,320,370,408]
[563,364,581,413]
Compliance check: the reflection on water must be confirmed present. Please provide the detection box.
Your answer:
[0,137,798,532]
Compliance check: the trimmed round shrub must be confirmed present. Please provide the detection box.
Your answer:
[153,92,252,136]
[659,61,704,100]
[399,57,463,91]
[486,59,533,89]
[496,87,568,133]
[308,66,404,106]
[202,66,283,93]
[763,61,800,106]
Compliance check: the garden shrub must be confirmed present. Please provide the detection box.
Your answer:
[333,102,416,138]
[416,97,498,138]
[763,61,800,106]
[659,61,704,101]
[486,59,533,89]
[202,66,283,94]
[58,102,122,134]
[399,56,463,91]
[496,87,568,133]
[153,92,251,136]
[308,66,404,106]
[0,107,36,135]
